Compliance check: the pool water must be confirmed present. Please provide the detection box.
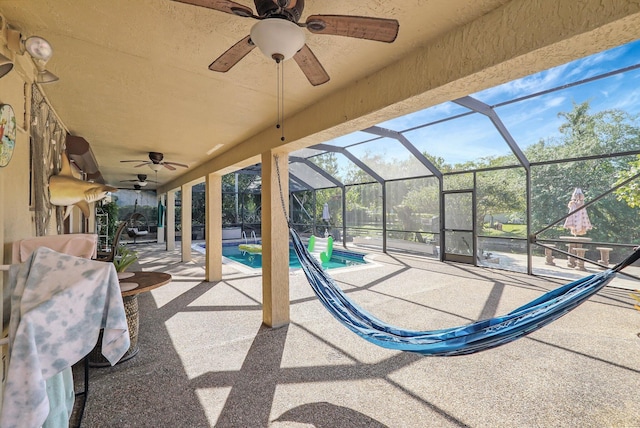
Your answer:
[198,243,367,270]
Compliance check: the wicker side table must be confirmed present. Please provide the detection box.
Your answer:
[89,271,172,367]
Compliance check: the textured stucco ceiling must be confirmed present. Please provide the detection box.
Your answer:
[0,0,638,192]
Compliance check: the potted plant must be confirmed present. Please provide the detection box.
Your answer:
[113,246,138,276]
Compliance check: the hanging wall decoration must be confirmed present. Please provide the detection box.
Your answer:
[30,84,66,235]
[0,104,17,167]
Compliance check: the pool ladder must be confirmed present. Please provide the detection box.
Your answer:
[242,230,258,244]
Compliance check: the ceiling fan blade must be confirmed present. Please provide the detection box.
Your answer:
[293,45,330,86]
[163,163,177,171]
[120,160,148,163]
[134,163,149,168]
[209,35,256,72]
[164,161,189,168]
[305,15,399,43]
[171,0,254,17]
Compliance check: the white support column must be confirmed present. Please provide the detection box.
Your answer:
[261,150,290,328]
[166,190,176,251]
[181,183,193,262]
[87,202,96,235]
[205,173,222,282]
[67,207,80,233]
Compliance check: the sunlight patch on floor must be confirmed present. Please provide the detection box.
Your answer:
[196,387,232,427]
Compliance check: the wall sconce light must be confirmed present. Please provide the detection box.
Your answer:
[24,36,58,83]
[6,27,58,84]
[0,15,14,78]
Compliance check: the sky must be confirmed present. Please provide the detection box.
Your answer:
[312,38,640,175]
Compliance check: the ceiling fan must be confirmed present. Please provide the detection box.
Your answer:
[172,0,400,86]
[119,174,158,187]
[120,152,189,171]
[116,184,145,195]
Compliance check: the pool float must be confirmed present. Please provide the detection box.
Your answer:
[307,235,333,263]
[238,243,262,253]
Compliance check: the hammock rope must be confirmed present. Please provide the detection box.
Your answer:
[274,155,640,356]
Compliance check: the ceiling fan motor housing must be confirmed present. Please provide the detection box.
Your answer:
[256,0,304,22]
[149,152,164,163]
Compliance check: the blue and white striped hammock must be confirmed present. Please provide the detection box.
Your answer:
[290,228,639,356]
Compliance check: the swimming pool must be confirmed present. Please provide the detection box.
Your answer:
[195,242,367,270]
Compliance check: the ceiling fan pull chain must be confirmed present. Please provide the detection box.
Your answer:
[274,59,285,141]
[276,60,281,131]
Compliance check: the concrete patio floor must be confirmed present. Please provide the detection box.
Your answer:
[74,243,640,427]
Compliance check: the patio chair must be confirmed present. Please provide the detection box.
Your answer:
[96,220,128,262]
[126,212,149,243]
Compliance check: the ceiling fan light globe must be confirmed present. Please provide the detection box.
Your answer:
[250,19,305,62]
[136,180,148,187]
[25,36,54,61]
[148,163,163,172]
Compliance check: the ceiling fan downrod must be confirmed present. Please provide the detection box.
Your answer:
[276,57,285,141]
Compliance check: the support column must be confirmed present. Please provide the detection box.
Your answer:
[205,173,222,281]
[166,191,176,251]
[87,202,96,235]
[69,207,82,233]
[181,183,193,262]
[261,151,290,328]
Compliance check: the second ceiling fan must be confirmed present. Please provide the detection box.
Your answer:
[120,174,158,187]
[172,0,400,86]
[120,152,188,171]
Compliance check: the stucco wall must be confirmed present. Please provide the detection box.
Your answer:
[0,57,78,271]
[0,57,33,265]
[0,46,36,407]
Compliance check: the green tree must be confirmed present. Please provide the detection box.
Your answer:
[309,153,343,227]
[528,102,640,243]
[615,155,640,208]
[220,172,261,225]
[476,168,526,234]
[390,177,440,241]
[192,183,206,225]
